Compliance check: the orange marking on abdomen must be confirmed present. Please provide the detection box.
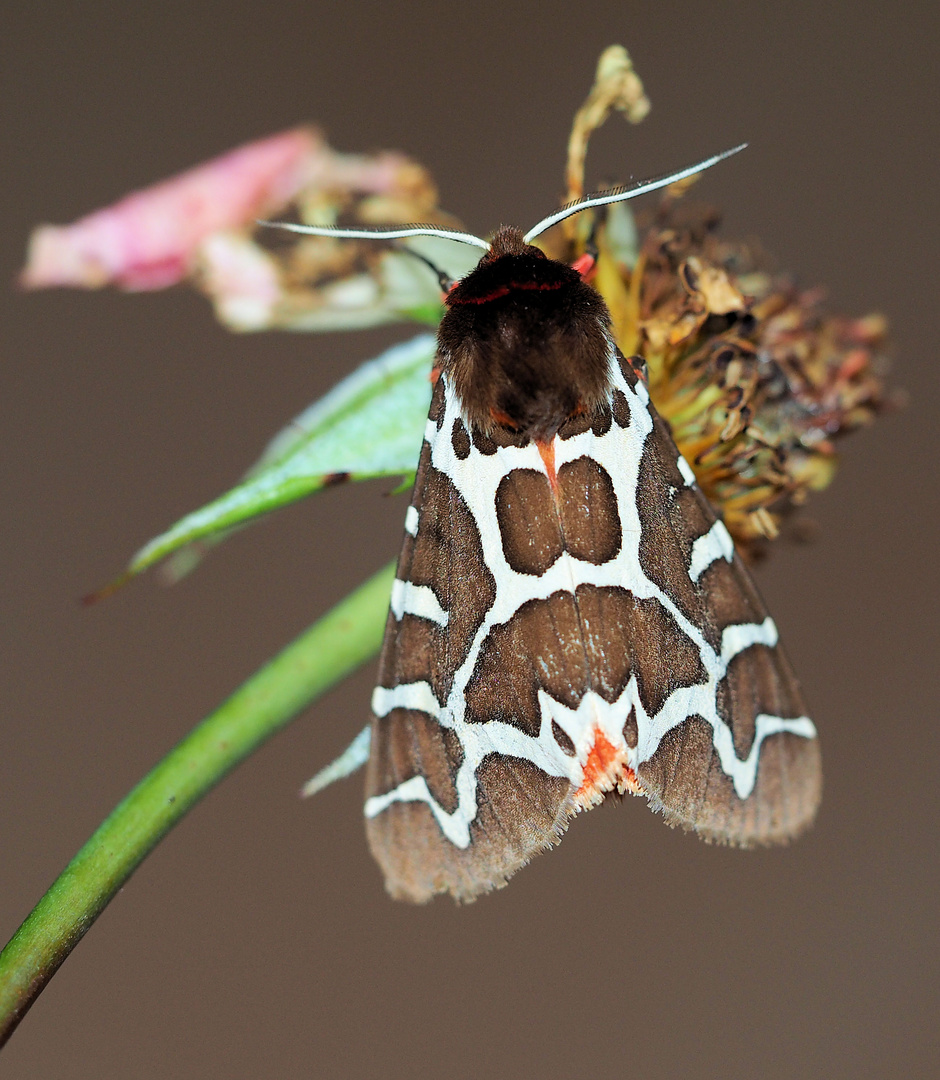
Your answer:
[579,729,618,791]
[620,765,640,794]
[574,726,637,808]
[536,438,558,491]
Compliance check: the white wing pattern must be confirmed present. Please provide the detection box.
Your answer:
[365,344,821,902]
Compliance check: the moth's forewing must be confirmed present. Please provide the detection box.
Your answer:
[365,380,574,902]
[629,395,821,842]
[365,350,820,903]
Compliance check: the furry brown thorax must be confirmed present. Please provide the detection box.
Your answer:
[438,226,613,442]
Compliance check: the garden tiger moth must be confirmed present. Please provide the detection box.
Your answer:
[277,145,821,902]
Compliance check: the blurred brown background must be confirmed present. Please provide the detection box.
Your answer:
[2,2,937,1077]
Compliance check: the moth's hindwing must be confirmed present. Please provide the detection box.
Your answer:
[365,349,821,902]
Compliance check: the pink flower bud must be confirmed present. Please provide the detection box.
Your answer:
[21,127,321,291]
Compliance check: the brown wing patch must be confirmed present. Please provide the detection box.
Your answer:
[617,353,643,389]
[622,706,639,749]
[699,551,769,635]
[605,595,708,718]
[428,374,445,428]
[451,417,471,459]
[465,591,586,735]
[381,611,444,694]
[574,585,707,715]
[611,389,632,428]
[389,459,496,703]
[638,717,821,846]
[368,708,464,814]
[557,411,594,439]
[366,755,573,903]
[551,719,577,755]
[637,715,715,829]
[495,469,564,575]
[464,585,707,732]
[591,409,612,437]
[720,642,807,759]
[471,424,528,452]
[557,457,622,564]
[635,425,715,643]
[471,429,498,455]
[495,457,623,576]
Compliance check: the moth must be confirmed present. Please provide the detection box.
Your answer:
[275,146,822,902]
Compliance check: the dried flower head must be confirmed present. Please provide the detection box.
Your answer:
[541,47,893,555]
[594,201,890,551]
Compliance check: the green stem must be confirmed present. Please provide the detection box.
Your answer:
[0,560,395,1048]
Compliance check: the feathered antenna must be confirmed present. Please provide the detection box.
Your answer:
[260,144,747,253]
[257,220,491,250]
[523,144,747,242]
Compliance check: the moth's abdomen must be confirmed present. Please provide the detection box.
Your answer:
[365,350,820,903]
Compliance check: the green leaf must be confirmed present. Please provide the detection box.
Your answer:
[129,333,436,580]
[0,560,396,1048]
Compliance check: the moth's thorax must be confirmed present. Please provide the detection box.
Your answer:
[438,226,613,442]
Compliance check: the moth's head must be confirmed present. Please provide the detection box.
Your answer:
[259,145,747,441]
[443,225,573,304]
[439,227,612,442]
[476,225,542,261]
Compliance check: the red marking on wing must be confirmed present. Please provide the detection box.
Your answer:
[429,365,441,385]
[574,726,637,808]
[578,729,618,792]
